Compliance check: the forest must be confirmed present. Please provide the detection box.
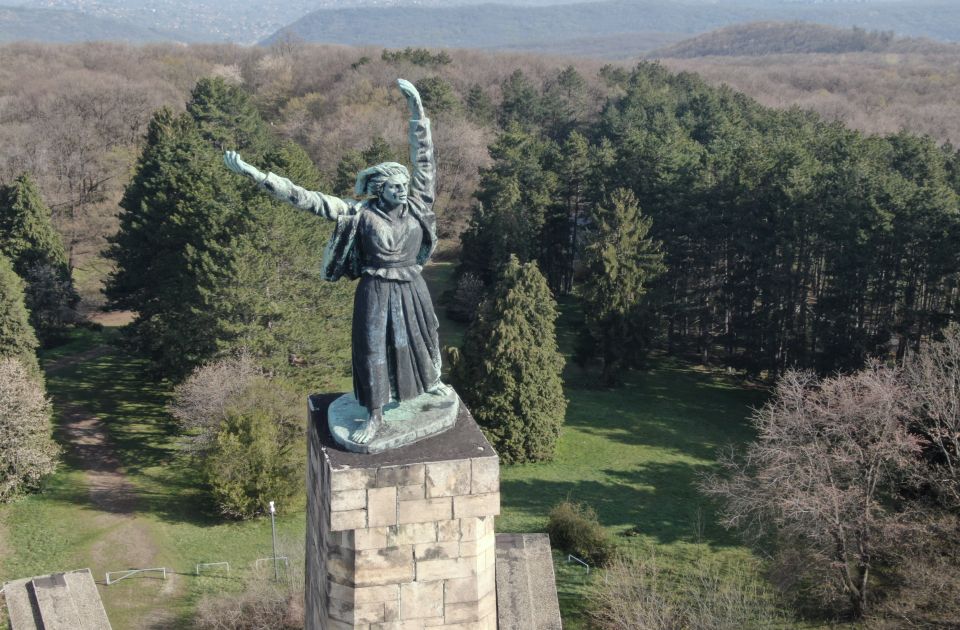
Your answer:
[1,39,959,627]
[1,40,956,375]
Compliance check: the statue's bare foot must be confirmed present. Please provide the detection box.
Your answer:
[427,381,452,396]
[352,408,383,444]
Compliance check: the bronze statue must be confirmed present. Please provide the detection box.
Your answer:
[224,79,451,448]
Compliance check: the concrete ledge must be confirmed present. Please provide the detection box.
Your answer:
[495,534,562,630]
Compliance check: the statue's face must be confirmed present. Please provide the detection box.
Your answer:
[379,176,408,206]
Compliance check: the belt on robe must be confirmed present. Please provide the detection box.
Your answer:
[369,259,418,269]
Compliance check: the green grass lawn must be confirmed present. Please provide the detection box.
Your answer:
[427,262,774,627]
[2,264,779,628]
[1,329,315,628]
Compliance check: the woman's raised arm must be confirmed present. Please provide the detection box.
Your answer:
[397,79,435,208]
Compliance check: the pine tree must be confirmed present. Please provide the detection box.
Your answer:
[465,84,495,126]
[0,253,40,378]
[215,142,353,389]
[498,69,543,130]
[452,256,567,463]
[0,173,77,344]
[108,80,355,382]
[578,188,665,385]
[186,76,270,154]
[106,106,247,378]
[0,174,69,276]
[334,136,402,197]
[460,127,557,283]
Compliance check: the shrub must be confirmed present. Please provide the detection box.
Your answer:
[0,357,58,501]
[546,500,614,567]
[172,355,306,519]
[588,554,789,630]
[194,537,304,629]
[168,351,262,455]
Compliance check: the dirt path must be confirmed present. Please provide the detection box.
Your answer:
[59,404,140,516]
[54,375,181,627]
[44,346,112,374]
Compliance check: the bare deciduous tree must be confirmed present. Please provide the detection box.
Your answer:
[167,350,262,453]
[904,322,960,511]
[702,366,924,618]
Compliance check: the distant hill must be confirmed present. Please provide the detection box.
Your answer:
[0,6,178,43]
[262,0,960,54]
[653,22,955,58]
[13,0,610,44]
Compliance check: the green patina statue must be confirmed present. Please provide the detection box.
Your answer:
[224,79,455,453]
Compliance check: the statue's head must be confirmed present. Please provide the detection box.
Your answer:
[355,162,410,205]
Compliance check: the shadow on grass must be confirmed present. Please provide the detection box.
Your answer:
[44,336,230,527]
[501,460,740,549]
[562,362,766,463]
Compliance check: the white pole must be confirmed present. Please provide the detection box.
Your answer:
[269,501,279,581]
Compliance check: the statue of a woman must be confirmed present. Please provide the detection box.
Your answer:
[224,79,450,447]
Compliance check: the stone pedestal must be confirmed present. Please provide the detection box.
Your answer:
[307,393,500,630]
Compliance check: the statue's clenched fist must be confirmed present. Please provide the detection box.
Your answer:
[397,78,424,120]
[223,150,265,183]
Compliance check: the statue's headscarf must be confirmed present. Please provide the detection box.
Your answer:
[354,162,410,198]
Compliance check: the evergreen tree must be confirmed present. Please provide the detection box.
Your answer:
[498,69,543,129]
[109,79,355,382]
[452,256,566,463]
[460,126,557,283]
[578,188,665,385]
[542,131,591,295]
[0,174,69,275]
[0,357,58,502]
[0,253,40,378]
[215,142,353,389]
[465,83,495,126]
[0,173,77,344]
[334,136,402,197]
[106,106,247,378]
[415,76,460,115]
[186,77,269,154]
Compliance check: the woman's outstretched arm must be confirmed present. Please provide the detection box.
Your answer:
[223,150,350,220]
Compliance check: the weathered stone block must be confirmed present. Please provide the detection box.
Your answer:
[368,486,399,527]
[425,460,472,498]
[353,527,389,551]
[459,531,495,559]
[378,463,425,487]
[400,580,444,620]
[332,508,368,531]
[470,457,499,495]
[355,547,415,587]
[332,489,368,512]
[452,493,500,520]
[436,519,460,543]
[388,522,438,547]
[414,541,459,562]
[444,590,496,624]
[370,621,424,630]
[443,574,479,604]
[398,483,426,500]
[332,467,377,492]
[415,557,475,582]
[398,497,452,524]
